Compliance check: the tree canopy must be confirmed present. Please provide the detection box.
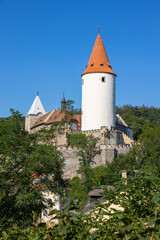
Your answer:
[0,110,65,226]
[116,105,160,140]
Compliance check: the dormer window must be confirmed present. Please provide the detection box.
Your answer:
[102,77,105,82]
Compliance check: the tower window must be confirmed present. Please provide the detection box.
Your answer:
[100,64,104,66]
[102,77,105,82]
[82,79,84,85]
[91,64,94,67]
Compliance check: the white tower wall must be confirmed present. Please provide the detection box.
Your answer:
[82,73,115,131]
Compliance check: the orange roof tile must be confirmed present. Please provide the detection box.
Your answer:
[73,115,81,130]
[46,109,64,125]
[82,34,116,76]
[31,109,79,129]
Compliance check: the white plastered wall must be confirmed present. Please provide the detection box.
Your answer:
[82,72,115,131]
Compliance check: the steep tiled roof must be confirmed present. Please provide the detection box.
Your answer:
[31,109,81,129]
[31,111,51,129]
[46,109,65,125]
[82,34,116,76]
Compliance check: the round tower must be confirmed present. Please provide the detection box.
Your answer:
[81,32,116,131]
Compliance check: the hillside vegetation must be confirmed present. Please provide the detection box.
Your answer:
[116,105,160,140]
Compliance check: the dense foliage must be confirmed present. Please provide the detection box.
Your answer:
[116,105,160,140]
[61,100,81,115]
[0,110,65,227]
[2,172,160,239]
[77,135,101,193]
[66,133,88,148]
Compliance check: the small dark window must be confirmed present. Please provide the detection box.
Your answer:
[100,64,104,66]
[102,77,105,82]
[82,79,84,85]
[91,64,94,67]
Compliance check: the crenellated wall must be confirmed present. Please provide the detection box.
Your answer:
[58,144,132,179]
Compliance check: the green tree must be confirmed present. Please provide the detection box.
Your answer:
[77,135,101,193]
[90,165,111,187]
[135,124,160,172]
[61,99,81,115]
[66,133,88,148]
[69,176,88,211]
[0,110,65,226]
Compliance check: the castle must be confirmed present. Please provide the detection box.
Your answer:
[25,31,133,179]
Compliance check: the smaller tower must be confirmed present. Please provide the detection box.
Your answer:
[25,93,46,133]
[61,91,66,110]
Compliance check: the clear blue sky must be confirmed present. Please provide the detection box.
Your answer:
[0,0,160,117]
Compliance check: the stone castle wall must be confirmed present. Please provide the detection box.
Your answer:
[59,144,131,180]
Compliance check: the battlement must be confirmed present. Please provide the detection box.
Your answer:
[57,145,79,151]
[57,142,132,152]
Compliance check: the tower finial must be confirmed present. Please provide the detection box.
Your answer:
[37,91,39,96]
[98,25,100,34]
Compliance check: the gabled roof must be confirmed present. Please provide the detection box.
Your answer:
[27,93,46,115]
[82,33,116,76]
[31,109,80,129]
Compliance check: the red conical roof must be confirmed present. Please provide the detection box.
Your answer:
[82,34,116,76]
